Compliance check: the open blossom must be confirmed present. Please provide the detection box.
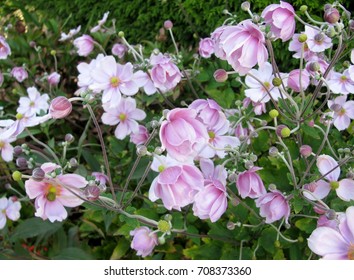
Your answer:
[11,66,28,83]
[193,159,228,222]
[218,20,268,75]
[245,62,285,102]
[308,206,354,259]
[0,197,21,229]
[130,125,149,145]
[59,25,81,41]
[199,38,215,58]
[261,1,295,42]
[89,56,140,108]
[111,43,127,58]
[316,154,354,201]
[288,34,315,60]
[17,87,49,116]
[134,70,157,95]
[305,26,332,53]
[101,97,146,140]
[160,108,209,162]
[0,127,16,162]
[149,53,182,93]
[328,95,354,131]
[77,53,105,92]
[302,180,330,201]
[287,69,310,92]
[130,226,158,257]
[255,190,290,224]
[149,162,204,211]
[25,162,87,222]
[90,11,109,33]
[327,69,354,94]
[236,167,266,199]
[73,35,95,56]
[0,36,11,59]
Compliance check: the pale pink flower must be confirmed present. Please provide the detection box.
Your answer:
[0,197,21,229]
[49,96,72,119]
[25,162,87,222]
[130,226,158,257]
[59,25,81,41]
[73,35,95,56]
[133,70,157,95]
[90,11,110,33]
[308,206,354,259]
[130,125,149,145]
[47,72,61,85]
[288,34,316,60]
[328,95,354,131]
[0,36,11,59]
[111,43,127,58]
[92,172,109,185]
[261,1,295,42]
[193,159,228,222]
[349,65,354,82]
[211,26,227,60]
[11,66,28,83]
[287,69,310,92]
[159,108,209,162]
[305,26,332,53]
[244,98,267,115]
[199,38,215,58]
[149,164,204,210]
[302,180,331,201]
[255,190,290,224]
[218,20,268,75]
[0,127,16,162]
[327,69,354,94]
[305,55,329,78]
[89,56,139,107]
[245,62,285,102]
[149,53,182,93]
[317,214,339,229]
[236,167,266,199]
[17,87,49,116]
[235,123,249,142]
[316,154,354,201]
[101,97,146,140]
[77,54,105,91]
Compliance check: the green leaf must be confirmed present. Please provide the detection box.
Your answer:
[82,149,101,171]
[292,196,305,214]
[52,247,93,260]
[259,227,277,254]
[11,218,62,241]
[295,218,316,234]
[183,240,223,260]
[110,239,131,260]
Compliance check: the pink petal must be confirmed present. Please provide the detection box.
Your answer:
[336,179,354,202]
[57,188,84,207]
[43,200,68,222]
[25,180,47,199]
[58,174,88,188]
[316,155,340,182]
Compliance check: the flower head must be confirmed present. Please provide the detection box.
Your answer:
[130,226,158,257]
[0,36,11,59]
[73,35,94,56]
[328,95,354,131]
[0,197,21,229]
[236,166,266,199]
[11,67,28,83]
[17,87,49,116]
[199,38,215,58]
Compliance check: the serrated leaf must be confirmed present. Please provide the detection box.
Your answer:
[295,218,316,234]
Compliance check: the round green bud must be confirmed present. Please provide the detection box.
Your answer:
[158,236,166,245]
[298,236,304,243]
[298,33,307,43]
[118,31,125,38]
[12,171,22,181]
[158,220,171,233]
[281,127,291,138]
[50,50,56,56]
[164,214,173,222]
[274,240,281,248]
[272,77,282,87]
[269,109,279,118]
[299,5,308,12]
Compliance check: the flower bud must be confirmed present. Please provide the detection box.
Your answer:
[276,125,291,138]
[308,62,320,72]
[269,146,279,157]
[245,160,254,170]
[227,221,236,230]
[349,20,354,31]
[228,173,237,182]
[118,31,125,38]
[241,1,250,11]
[154,147,164,155]
[32,168,45,181]
[324,8,340,24]
[49,96,72,119]
[16,157,27,168]
[300,5,308,12]
[269,109,279,118]
[300,145,312,158]
[29,41,36,48]
[308,120,315,127]
[272,77,282,87]
[13,146,23,157]
[69,158,78,167]
[158,236,166,245]
[298,34,307,43]
[325,209,337,220]
[250,154,258,162]
[325,26,336,38]
[268,183,277,190]
[213,69,228,82]
[150,120,159,129]
[64,133,75,143]
[50,50,57,56]
[164,214,173,221]
[164,20,173,29]
[324,4,332,11]
[84,185,100,201]
[136,145,148,156]
[12,171,22,181]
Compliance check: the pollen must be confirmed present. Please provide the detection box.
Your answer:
[0,141,4,148]
[119,113,127,121]
[29,101,35,107]
[263,81,271,89]
[340,75,347,82]
[208,130,215,141]
[110,76,120,88]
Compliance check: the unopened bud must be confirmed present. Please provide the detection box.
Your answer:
[29,41,36,48]
[269,109,279,118]
[300,145,312,158]
[13,146,23,157]
[69,158,78,167]
[245,160,254,170]
[164,214,173,221]
[272,77,282,87]
[241,1,250,11]
[64,133,75,143]
[276,125,290,138]
[158,236,166,245]
[32,168,45,181]
[228,173,237,182]
[227,221,236,230]
[136,145,148,156]
[250,154,258,162]
[298,34,307,43]
[269,183,277,190]
[154,147,164,155]
[308,120,315,127]
[325,26,336,38]
[118,31,125,38]
[300,5,308,12]
[324,4,332,11]
[308,62,320,72]
[84,185,100,201]
[164,20,173,29]
[16,157,27,168]
[50,50,57,56]
[150,120,159,129]
[349,20,354,31]
[324,8,340,24]
[12,171,22,181]
[213,69,228,82]
[269,146,279,157]
[325,209,337,220]
[49,96,72,119]
[343,61,350,68]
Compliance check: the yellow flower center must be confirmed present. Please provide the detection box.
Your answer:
[158,165,165,172]
[340,75,347,82]
[119,113,126,121]
[29,101,35,107]
[110,77,120,88]
[263,81,271,89]
[330,181,339,190]
[0,141,4,148]
[45,183,60,201]
[208,130,215,141]
[348,244,354,260]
